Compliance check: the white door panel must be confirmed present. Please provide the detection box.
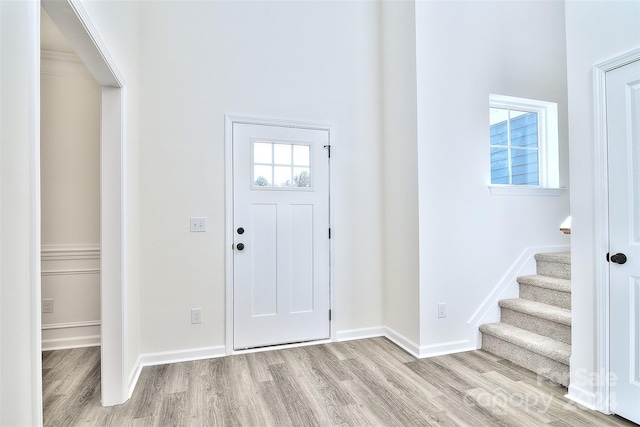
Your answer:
[233,122,330,350]
[608,59,640,424]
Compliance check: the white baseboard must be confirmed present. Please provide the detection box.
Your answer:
[42,321,101,350]
[566,384,599,411]
[42,334,101,351]
[128,357,144,398]
[337,326,474,360]
[138,345,227,367]
[384,327,420,357]
[335,326,385,342]
[418,339,476,358]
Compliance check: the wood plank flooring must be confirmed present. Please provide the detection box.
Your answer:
[42,337,636,426]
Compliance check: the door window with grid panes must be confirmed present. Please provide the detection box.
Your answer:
[252,141,311,189]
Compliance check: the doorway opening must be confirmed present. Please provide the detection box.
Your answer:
[40,0,127,407]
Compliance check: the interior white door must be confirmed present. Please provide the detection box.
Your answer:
[608,59,640,424]
[233,122,330,350]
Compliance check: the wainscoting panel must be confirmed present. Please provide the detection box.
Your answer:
[42,244,100,350]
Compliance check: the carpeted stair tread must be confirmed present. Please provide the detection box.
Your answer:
[499,298,571,326]
[517,275,571,292]
[479,322,570,365]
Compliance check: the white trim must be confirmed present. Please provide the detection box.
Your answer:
[488,185,565,196]
[41,50,82,63]
[41,335,101,351]
[42,320,101,330]
[418,340,476,359]
[41,0,128,407]
[467,245,570,348]
[127,358,144,398]
[138,346,227,367]
[224,115,337,355]
[30,2,44,423]
[42,268,100,277]
[384,327,421,358]
[591,47,640,415]
[224,115,234,355]
[566,384,599,412]
[41,322,101,351]
[336,326,386,342]
[41,244,100,261]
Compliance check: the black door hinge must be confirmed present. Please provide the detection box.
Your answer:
[329,310,332,321]
[323,144,331,158]
[329,228,332,239]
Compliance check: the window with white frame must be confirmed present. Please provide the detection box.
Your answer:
[489,94,559,192]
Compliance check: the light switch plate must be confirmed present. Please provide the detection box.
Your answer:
[190,217,206,232]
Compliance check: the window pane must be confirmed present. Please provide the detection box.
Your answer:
[293,145,310,166]
[254,143,272,164]
[253,142,313,190]
[490,122,508,146]
[293,167,310,187]
[254,165,272,186]
[511,149,539,185]
[273,144,292,165]
[490,147,509,184]
[511,112,538,147]
[490,108,509,126]
[274,166,292,187]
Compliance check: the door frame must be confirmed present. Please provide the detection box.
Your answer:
[593,47,640,415]
[224,115,337,355]
[41,0,129,406]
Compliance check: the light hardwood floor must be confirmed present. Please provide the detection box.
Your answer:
[43,337,636,426]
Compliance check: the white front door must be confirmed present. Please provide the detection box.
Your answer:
[608,59,640,424]
[232,121,331,350]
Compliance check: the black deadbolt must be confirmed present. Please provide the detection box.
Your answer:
[237,227,245,235]
[236,243,245,251]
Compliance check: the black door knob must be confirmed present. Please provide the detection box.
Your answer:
[236,243,245,251]
[610,253,627,264]
[237,227,245,235]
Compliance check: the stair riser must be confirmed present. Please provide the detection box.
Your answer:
[501,308,571,345]
[481,334,569,386]
[536,260,571,280]
[519,284,571,310]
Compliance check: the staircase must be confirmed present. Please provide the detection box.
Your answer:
[479,252,571,386]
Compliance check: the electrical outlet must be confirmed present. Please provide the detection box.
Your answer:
[190,217,206,232]
[42,298,54,313]
[438,303,446,318]
[191,308,202,324]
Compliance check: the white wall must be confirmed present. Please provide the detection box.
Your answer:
[40,51,102,349]
[564,0,640,407]
[415,0,571,352]
[380,0,420,345]
[136,1,384,354]
[41,55,100,247]
[0,0,42,424]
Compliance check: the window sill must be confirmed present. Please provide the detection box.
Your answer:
[488,185,565,196]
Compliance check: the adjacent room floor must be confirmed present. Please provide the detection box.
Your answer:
[42,337,635,426]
